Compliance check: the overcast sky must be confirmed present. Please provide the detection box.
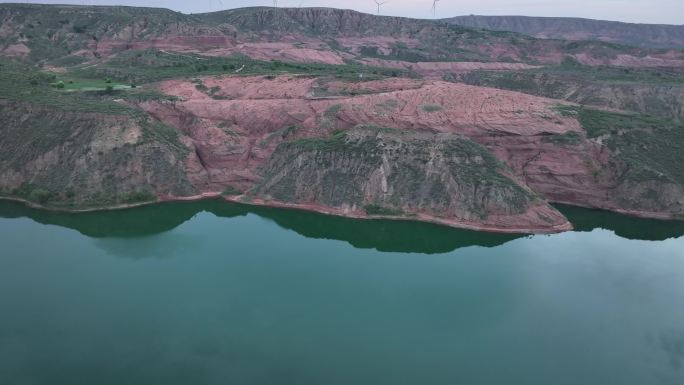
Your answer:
[2,0,683,25]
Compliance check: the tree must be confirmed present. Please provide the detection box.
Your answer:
[56,81,65,89]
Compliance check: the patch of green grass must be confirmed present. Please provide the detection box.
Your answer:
[61,77,129,91]
[542,131,582,146]
[283,131,348,152]
[552,104,580,117]
[0,58,140,115]
[421,104,443,113]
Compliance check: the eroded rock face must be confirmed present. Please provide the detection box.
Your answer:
[143,75,684,226]
[254,126,571,233]
[0,100,195,208]
[142,76,579,198]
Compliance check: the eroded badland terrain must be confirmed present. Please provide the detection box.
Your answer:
[1,4,684,232]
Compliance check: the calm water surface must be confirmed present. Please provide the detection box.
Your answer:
[0,199,683,385]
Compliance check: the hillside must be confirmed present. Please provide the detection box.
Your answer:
[1,4,684,232]
[2,4,682,69]
[445,15,684,48]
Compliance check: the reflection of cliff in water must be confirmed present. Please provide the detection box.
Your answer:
[0,199,238,238]
[555,204,684,241]
[2,199,682,255]
[244,204,523,254]
[0,199,521,254]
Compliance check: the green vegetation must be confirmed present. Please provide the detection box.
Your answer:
[461,65,684,91]
[551,104,579,117]
[282,131,348,152]
[120,190,157,204]
[60,77,129,91]
[258,125,301,149]
[421,104,443,113]
[10,184,55,205]
[222,186,243,196]
[569,106,671,139]
[0,4,192,62]
[325,104,343,116]
[0,97,194,209]
[359,45,431,64]
[318,104,344,131]
[542,131,583,146]
[0,58,148,115]
[456,67,684,121]
[71,50,410,84]
[139,120,186,155]
[364,204,404,216]
[567,105,684,184]
[258,127,534,218]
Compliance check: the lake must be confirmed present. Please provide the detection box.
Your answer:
[0,199,683,385]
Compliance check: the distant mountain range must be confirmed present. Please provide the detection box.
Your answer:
[445,15,684,48]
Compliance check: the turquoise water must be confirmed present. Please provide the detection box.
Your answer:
[0,199,683,385]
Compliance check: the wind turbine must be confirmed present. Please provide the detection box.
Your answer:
[432,0,440,18]
[373,0,388,15]
[273,0,278,7]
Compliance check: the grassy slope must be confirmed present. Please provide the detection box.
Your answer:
[453,63,684,121]
[555,105,684,185]
[71,50,408,84]
[0,58,138,114]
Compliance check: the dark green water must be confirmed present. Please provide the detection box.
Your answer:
[1,199,683,385]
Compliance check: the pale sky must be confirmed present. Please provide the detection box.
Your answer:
[2,0,683,25]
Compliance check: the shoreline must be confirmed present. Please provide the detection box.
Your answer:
[222,196,573,235]
[1,194,681,234]
[0,192,222,214]
[550,199,681,221]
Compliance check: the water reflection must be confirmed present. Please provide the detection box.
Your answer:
[1,199,683,255]
[556,204,684,241]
